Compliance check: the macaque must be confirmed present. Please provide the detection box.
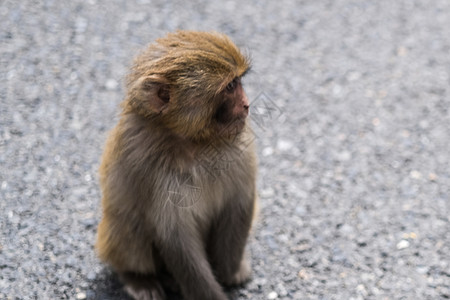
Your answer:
[96,31,257,300]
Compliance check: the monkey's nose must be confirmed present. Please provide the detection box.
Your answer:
[243,105,249,110]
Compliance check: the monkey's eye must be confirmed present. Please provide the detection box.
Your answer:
[226,78,238,92]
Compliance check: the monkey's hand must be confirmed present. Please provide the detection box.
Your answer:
[125,284,165,300]
[223,258,252,286]
[157,228,229,300]
[121,273,166,300]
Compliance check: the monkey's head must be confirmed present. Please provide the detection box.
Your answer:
[125,30,251,142]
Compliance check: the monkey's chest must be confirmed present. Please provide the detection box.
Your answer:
[192,156,250,214]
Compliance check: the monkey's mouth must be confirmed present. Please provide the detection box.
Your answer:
[214,102,233,124]
[215,117,246,138]
[213,100,248,137]
[214,104,248,123]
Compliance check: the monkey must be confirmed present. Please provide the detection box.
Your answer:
[95,30,257,300]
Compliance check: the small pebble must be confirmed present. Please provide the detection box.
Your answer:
[262,147,274,156]
[277,139,293,152]
[260,187,275,198]
[410,170,422,179]
[105,79,118,90]
[396,240,410,250]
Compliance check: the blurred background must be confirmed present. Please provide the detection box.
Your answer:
[1,0,449,299]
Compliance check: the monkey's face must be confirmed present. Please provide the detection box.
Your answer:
[158,76,249,143]
[213,77,249,138]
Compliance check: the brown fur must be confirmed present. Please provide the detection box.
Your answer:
[96,31,257,300]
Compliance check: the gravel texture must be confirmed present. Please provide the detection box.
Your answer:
[1,1,450,299]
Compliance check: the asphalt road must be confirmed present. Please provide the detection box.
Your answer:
[1,1,449,299]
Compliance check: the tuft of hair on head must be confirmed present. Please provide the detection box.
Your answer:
[125,31,250,114]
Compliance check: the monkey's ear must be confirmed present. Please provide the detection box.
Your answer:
[135,75,171,113]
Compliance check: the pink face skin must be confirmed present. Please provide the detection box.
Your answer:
[221,78,249,119]
[227,77,249,118]
[214,77,249,136]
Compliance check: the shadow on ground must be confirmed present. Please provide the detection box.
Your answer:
[88,267,244,300]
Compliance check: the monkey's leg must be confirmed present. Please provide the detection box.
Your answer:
[208,197,255,286]
[155,227,228,300]
[97,216,165,300]
[120,272,166,300]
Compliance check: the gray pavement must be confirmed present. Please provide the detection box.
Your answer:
[1,1,450,299]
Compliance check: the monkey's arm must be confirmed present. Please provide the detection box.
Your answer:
[207,188,256,286]
[154,221,228,300]
[205,138,257,285]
